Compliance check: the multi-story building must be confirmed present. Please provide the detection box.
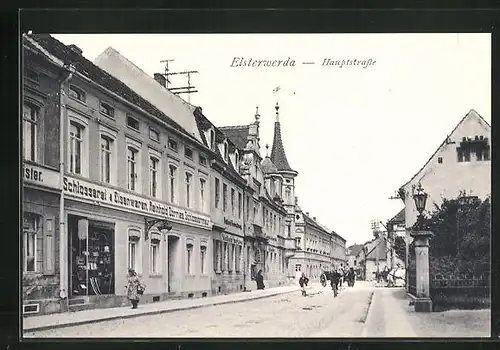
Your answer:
[331,231,347,268]
[218,105,292,289]
[346,244,364,269]
[23,34,216,315]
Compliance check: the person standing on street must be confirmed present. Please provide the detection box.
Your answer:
[256,269,265,290]
[125,268,145,309]
[299,273,309,296]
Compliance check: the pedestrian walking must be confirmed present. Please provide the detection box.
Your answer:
[299,273,309,296]
[330,268,342,297]
[255,269,265,290]
[125,268,145,309]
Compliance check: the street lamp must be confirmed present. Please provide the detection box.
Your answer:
[410,183,433,312]
[413,183,428,216]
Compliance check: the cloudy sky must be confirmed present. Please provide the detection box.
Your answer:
[53,33,491,246]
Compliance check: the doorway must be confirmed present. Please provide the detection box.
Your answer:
[167,235,180,293]
[68,215,115,298]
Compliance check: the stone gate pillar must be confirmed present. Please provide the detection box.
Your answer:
[410,230,433,312]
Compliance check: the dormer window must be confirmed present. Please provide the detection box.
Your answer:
[69,85,86,103]
[223,141,228,162]
[100,102,115,118]
[209,129,215,150]
[127,115,140,131]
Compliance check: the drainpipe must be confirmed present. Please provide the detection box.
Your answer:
[242,186,246,291]
[59,65,75,307]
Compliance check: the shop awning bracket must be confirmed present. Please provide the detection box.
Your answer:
[144,218,172,240]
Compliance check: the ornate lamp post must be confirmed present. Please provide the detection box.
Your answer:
[410,183,433,312]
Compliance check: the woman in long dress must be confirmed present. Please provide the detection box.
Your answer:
[126,268,144,309]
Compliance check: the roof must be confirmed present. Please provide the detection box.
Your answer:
[389,208,405,225]
[261,156,278,174]
[347,244,364,256]
[398,109,491,193]
[270,118,295,173]
[219,125,250,150]
[364,238,387,260]
[302,212,331,234]
[26,34,196,144]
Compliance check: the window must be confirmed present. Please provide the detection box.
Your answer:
[235,152,239,169]
[127,147,139,191]
[100,102,115,118]
[150,241,160,274]
[223,142,229,162]
[209,130,215,150]
[149,128,160,141]
[285,187,291,202]
[238,193,242,219]
[128,239,138,271]
[200,178,207,212]
[228,244,234,272]
[231,188,235,216]
[295,237,301,249]
[215,178,220,209]
[69,85,86,103]
[438,157,443,164]
[23,103,38,162]
[223,242,228,271]
[246,196,250,219]
[69,122,84,174]
[235,245,241,272]
[214,240,222,272]
[287,224,291,238]
[127,115,140,130]
[100,136,112,183]
[168,138,178,151]
[199,155,207,166]
[185,172,193,208]
[223,184,228,212]
[149,156,159,197]
[200,245,207,274]
[464,150,471,162]
[185,147,193,159]
[169,164,178,204]
[25,68,39,83]
[186,243,194,274]
[23,213,39,272]
[477,147,490,161]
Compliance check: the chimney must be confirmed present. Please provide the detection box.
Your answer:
[313,217,316,221]
[154,73,166,87]
[306,212,309,215]
[68,44,83,55]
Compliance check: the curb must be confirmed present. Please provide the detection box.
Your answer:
[360,290,376,337]
[24,287,301,333]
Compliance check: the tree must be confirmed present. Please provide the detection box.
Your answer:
[393,236,406,262]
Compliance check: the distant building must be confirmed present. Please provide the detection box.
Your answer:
[346,244,364,269]
[362,238,387,281]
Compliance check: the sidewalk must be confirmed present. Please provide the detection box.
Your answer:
[362,287,490,337]
[23,284,311,333]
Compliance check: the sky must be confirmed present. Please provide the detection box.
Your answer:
[53,33,491,246]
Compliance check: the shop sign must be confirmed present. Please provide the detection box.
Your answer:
[23,163,60,190]
[63,176,212,229]
[221,232,244,245]
[224,217,242,229]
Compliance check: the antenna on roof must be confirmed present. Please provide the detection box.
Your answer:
[159,59,199,103]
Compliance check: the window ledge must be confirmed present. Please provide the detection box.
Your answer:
[149,274,163,278]
[69,96,87,107]
[126,125,140,133]
[215,270,222,275]
[100,111,115,120]
[185,274,196,278]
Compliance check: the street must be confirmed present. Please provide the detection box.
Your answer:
[25,282,374,338]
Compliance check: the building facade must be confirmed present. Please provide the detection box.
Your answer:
[396,109,491,289]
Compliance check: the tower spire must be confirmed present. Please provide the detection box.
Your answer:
[275,101,280,122]
[270,102,296,173]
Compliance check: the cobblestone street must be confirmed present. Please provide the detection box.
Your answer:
[25,283,374,338]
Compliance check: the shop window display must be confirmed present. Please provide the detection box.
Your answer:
[69,216,115,297]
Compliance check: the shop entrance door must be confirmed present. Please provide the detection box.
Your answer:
[167,235,180,293]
